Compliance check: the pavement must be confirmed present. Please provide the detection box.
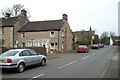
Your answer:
[101,51,119,79]
[46,53,60,60]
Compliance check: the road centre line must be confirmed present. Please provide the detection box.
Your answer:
[28,74,44,80]
[58,61,77,69]
[81,56,89,60]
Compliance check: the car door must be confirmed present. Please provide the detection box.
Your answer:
[19,50,33,66]
[29,49,42,64]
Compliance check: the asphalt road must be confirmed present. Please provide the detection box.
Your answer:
[0,46,118,79]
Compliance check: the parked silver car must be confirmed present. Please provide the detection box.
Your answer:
[0,49,47,72]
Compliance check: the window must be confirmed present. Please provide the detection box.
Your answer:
[1,50,19,57]
[30,49,39,55]
[21,33,25,38]
[61,44,64,50]
[19,50,31,56]
[27,42,32,47]
[50,43,55,49]
[62,30,64,37]
[50,31,55,37]
[38,43,42,47]
[22,43,25,47]
[15,41,18,47]
[55,42,58,45]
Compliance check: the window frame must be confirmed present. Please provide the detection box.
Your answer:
[19,50,31,56]
[21,33,25,38]
[50,43,55,49]
[29,49,39,56]
[50,31,55,37]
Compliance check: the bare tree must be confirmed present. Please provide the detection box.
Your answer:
[2,4,24,17]
[110,31,116,37]
[12,4,24,16]
[2,8,13,17]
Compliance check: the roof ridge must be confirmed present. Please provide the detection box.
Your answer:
[30,19,63,23]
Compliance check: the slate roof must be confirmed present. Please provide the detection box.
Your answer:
[18,20,64,32]
[0,17,19,27]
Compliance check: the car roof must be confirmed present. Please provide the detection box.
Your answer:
[9,49,31,52]
[93,44,98,45]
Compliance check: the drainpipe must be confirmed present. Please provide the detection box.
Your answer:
[58,31,59,53]
[13,26,14,48]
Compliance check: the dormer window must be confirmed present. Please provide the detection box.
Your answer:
[50,31,55,37]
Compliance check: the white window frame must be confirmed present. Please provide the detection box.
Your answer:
[62,32,64,37]
[21,33,25,38]
[27,42,32,47]
[62,44,64,50]
[50,31,55,37]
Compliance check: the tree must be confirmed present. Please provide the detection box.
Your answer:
[93,34,99,44]
[12,4,24,16]
[100,31,110,45]
[2,4,24,17]
[2,8,13,17]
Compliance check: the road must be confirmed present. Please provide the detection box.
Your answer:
[0,46,118,79]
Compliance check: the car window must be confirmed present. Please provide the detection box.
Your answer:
[79,45,86,48]
[1,50,19,57]
[29,49,39,56]
[20,50,31,56]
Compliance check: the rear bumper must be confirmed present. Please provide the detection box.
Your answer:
[0,64,17,69]
[92,47,99,49]
[77,50,88,53]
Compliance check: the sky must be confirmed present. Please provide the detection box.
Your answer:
[0,0,119,36]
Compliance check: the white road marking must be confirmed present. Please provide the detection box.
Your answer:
[92,52,96,55]
[28,74,44,80]
[32,74,44,78]
[81,56,89,60]
[58,61,77,69]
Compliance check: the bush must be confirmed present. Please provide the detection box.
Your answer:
[76,40,90,45]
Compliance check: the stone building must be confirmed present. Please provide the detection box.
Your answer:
[0,10,29,47]
[17,14,73,53]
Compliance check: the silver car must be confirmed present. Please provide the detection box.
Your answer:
[0,49,47,72]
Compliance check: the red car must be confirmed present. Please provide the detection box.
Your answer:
[98,43,104,48]
[77,45,89,53]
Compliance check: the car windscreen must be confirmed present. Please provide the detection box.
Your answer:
[1,50,19,57]
[79,45,86,48]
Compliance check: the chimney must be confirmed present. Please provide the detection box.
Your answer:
[21,9,27,16]
[5,13,10,19]
[63,14,68,21]
[90,26,92,31]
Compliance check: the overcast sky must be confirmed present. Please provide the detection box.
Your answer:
[0,0,119,36]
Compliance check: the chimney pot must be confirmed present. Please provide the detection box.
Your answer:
[5,13,10,19]
[63,14,68,21]
[21,9,27,16]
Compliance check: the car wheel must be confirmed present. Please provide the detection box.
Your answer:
[17,63,25,73]
[40,59,46,66]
